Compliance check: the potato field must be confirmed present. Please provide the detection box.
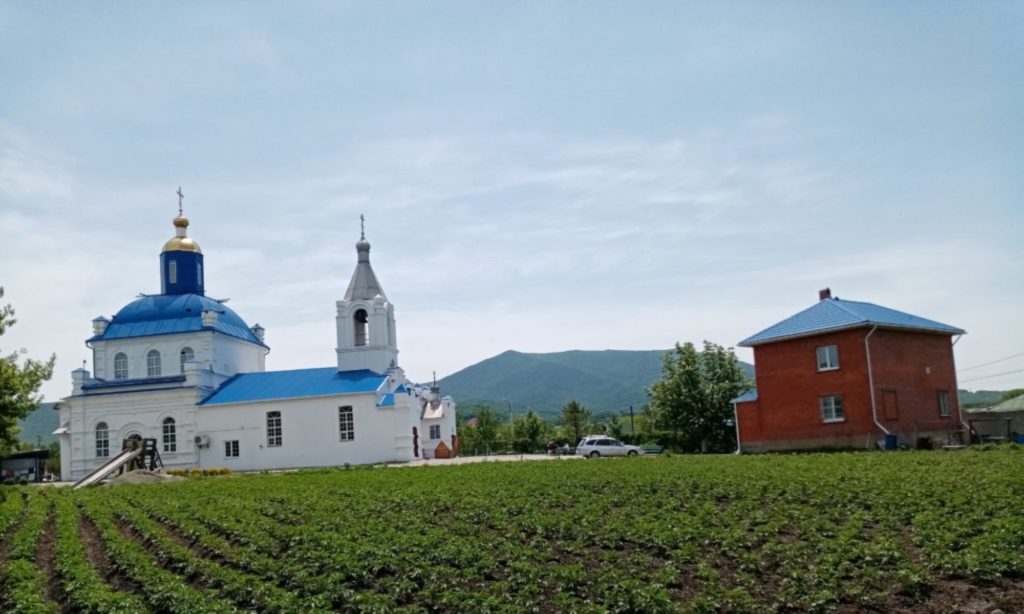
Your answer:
[1,449,1022,613]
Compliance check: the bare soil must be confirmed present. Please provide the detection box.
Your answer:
[113,513,207,592]
[34,506,67,609]
[78,510,138,593]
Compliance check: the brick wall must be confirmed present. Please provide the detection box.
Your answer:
[739,327,960,451]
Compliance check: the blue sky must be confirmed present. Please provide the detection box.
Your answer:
[1,2,1022,402]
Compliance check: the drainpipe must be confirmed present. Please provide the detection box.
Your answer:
[732,402,742,455]
[864,325,889,438]
[952,334,970,442]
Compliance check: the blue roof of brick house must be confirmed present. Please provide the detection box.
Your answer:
[739,298,964,347]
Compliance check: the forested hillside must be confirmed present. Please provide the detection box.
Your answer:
[439,349,755,419]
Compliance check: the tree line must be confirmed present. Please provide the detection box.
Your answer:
[458,340,751,454]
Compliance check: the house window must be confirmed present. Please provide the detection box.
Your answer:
[168,260,177,284]
[938,390,952,417]
[354,309,369,346]
[162,417,177,452]
[225,440,240,458]
[180,346,194,373]
[338,406,355,442]
[267,411,282,447]
[95,422,109,458]
[147,349,162,377]
[113,352,128,380]
[816,345,839,371]
[820,395,844,422]
[429,424,441,440]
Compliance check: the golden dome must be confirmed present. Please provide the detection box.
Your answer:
[162,215,202,253]
[162,237,202,253]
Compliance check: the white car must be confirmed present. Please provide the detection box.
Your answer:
[576,436,644,458]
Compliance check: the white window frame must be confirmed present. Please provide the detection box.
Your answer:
[266,411,282,447]
[168,259,177,284]
[338,406,355,442]
[113,352,128,380]
[429,424,441,440]
[938,390,952,417]
[95,422,109,458]
[820,395,845,423]
[147,349,162,377]
[816,345,839,371]
[225,440,240,458]
[179,346,195,373]
[162,417,177,452]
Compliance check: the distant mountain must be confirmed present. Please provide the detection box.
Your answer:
[958,389,1010,409]
[438,349,755,420]
[17,402,59,447]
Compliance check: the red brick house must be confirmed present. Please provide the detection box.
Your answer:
[733,290,965,452]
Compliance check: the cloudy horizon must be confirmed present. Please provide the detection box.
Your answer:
[1,2,1021,402]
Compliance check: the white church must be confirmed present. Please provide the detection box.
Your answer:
[57,203,457,481]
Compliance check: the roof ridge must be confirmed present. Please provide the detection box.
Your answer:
[827,298,869,322]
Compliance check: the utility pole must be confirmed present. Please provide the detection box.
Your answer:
[629,405,635,434]
[503,399,514,451]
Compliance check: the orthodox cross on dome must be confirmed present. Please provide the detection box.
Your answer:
[360,213,365,240]
[176,186,184,216]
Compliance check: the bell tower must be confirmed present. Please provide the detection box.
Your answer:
[336,219,398,373]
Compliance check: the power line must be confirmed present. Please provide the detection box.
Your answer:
[959,368,1024,384]
[958,351,1024,373]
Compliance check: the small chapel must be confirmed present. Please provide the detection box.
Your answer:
[56,197,457,481]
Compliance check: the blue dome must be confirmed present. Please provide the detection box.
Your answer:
[93,293,263,346]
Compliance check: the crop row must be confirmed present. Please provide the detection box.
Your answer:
[1,448,1022,612]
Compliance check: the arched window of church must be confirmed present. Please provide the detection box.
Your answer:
[168,260,177,284]
[147,349,162,377]
[162,417,177,453]
[95,422,109,458]
[197,263,203,286]
[180,346,195,373]
[113,353,128,380]
[354,309,369,347]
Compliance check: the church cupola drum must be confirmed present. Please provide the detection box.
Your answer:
[160,187,205,296]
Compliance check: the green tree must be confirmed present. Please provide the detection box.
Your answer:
[559,400,592,444]
[46,440,60,476]
[463,406,501,455]
[602,415,625,440]
[0,288,55,453]
[647,341,749,453]
[512,411,548,453]
[1000,389,1024,403]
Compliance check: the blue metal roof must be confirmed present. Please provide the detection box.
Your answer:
[92,293,262,346]
[378,393,395,407]
[732,389,758,403]
[200,367,386,406]
[739,298,964,347]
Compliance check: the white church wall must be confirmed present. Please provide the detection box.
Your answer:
[61,387,198,481]
[210,334,266,376]
[195,393,417,472]
[419,398,458,459]
[91,331,264,383]
[336,297,398,374]
[93,332,212,380]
